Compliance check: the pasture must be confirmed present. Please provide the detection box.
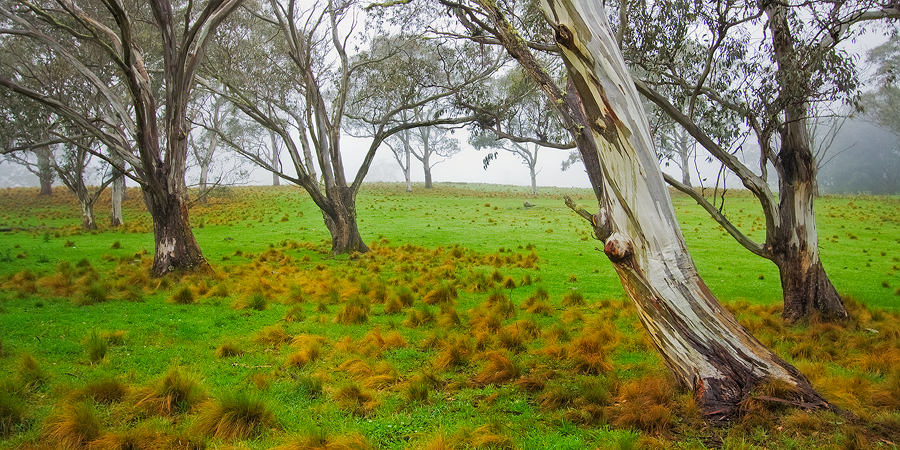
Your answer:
[0,183,899,449]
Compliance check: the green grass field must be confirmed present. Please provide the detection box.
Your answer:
[0,183,899,449]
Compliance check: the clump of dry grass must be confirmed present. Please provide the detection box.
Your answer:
[43,401,102,449]
[423,282,458,307]
[270,430,372,450]
[16,354,48,389]
[132,368,205,416]
[215,340,245,358]
[168,285,195,305]
[0,384,26,437]
[193,391,276,440]
[333,383,377,417]
[611,375,675,434]
[433,334,474,370]
[77,377,128,405]
[470,351,521,387]
[255,324,292,347]
[336,295,371,325]
[90,426,169,450]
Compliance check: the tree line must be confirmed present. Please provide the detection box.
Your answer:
[1,0,899,422]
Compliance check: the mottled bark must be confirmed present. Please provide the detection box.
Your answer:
[322,187,368,254]
[145,188,207,276]
[765,2,847,323]
[36,147,53,196]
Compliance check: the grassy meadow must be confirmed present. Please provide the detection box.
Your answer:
[0,183,899,449]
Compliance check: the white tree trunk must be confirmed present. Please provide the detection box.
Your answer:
[540,0,827,416]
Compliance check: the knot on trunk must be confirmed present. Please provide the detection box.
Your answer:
[555,23,578,52]
[604,234,634,264]
[592,208,613,242]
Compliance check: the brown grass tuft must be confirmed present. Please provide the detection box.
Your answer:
[470,351,521,386]
[132,368,205,416]
[433,334,474,370]
[336,296,371,325]
[78,377,128,405]
[43,401,102,449]
[215,340,245,358]
[193,391,276,440]
[333,383,377,417]
[91,426,169,450]
[254,325,292,347]
[612,375,675,434]
[270,431,372,450]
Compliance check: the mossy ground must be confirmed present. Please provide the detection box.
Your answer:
[0,184,899,449]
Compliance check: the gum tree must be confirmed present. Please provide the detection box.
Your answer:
[0,0,242,275]
[620,0,900,322]
[423,0,835,417]
[204,2,496,253]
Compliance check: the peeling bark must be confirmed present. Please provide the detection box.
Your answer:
[145,188,207,277]
[539,0,830,417]
[322,187,369,255]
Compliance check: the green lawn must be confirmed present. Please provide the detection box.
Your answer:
[0,184,898,449]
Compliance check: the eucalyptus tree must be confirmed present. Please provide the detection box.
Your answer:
[0,0,242,276]
[464,65,571,195]
[51,138,118,230]
[372,107,462,191]
[363,0,840,417]
[623,0,900,323]
[203,1,498,253]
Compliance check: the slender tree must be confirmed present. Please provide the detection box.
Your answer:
[204,2,496,253]
[621,0,900,322]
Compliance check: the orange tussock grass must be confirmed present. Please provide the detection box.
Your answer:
[287,342,323,368]
[1,270,38,297]
[854,344,900,376]
[193,391,276,440]
[871,370,900,410]
[216,340,245,358]
[335,295,371,325]
[363,361,399,390]
[357,328,407,357]
[470,351,521,387]
[91,427,169,450]
[132,368,205,417]
[254,324,292,347]
[270,431,372,450]
[42,401,102,449]
[332,383,378,417]
[423,282,458,306]
[76,377,128,405]
[611,375,676,435]
[433,334,474,370]
[735,377,806,430]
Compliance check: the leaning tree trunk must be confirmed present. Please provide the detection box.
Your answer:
[766,3,847,324]
[322,186,369,254]
[539,0,829,417]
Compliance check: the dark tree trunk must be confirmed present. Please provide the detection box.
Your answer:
[322,187,368,254]
[766,2,847,323]
[36,148,53,196]
[772,121,847,323]
[144,188,207,276]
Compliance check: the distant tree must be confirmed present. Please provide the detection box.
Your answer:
[50,138,117,230]
[463,66,572,196]
[205,2,495,254]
